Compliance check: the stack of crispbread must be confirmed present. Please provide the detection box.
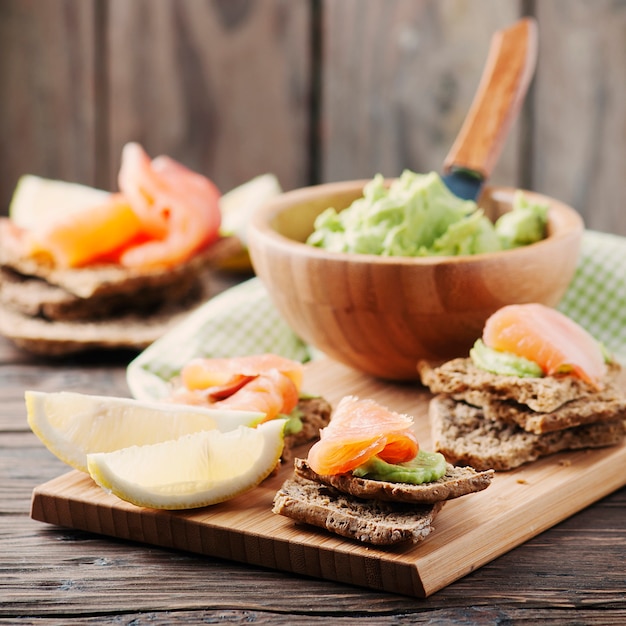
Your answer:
[418,358,626,471]
[0,237,233,356]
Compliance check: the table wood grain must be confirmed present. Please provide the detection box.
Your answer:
[1,272,625,624]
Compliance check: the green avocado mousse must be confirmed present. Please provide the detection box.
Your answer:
[352,450,447,485]
[470,338,545,378]
[307,170,548,257]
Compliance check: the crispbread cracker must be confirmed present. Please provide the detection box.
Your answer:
[293,458,493,503]
[0,266,201,321]
[0,276,211,356]
[430,395,625,471]
[0,231,243,355]
[481,393,626,434]
[418,358,621,413]
[0,240,215,299]
[272,474,444,545]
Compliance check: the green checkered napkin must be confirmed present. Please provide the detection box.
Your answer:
[557,230,626,362]
[126,278,312,401]
[127,230,626,400]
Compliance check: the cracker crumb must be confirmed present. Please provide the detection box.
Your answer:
[516,479,528,485]
[559,459,572,467]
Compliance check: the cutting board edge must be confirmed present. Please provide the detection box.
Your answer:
[30,473,430,597]
[414,450,626,595]
[29,448,626,599]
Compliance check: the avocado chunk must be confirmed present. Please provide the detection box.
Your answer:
[352,450,447,485]
[470,339,544,377]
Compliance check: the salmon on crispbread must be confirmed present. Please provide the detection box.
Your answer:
[272,474,444,546]
[0,142,234,356]
[0,239,215,301]
[430,395,626,471]
[420,304,626,472]
[0,242,217,356]
[417,358,623,414]
[293,457,493,504]
[0,232,240,355]
[273,395,494,546]
[418,357,626,438]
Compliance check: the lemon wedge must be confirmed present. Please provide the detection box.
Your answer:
[87,420,286,509]
[219,173,282,244]
[217,173,282,271]
[25,390,265,473]
[9,175,111,229]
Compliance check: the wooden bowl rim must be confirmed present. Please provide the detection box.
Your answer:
[248,180,584,266]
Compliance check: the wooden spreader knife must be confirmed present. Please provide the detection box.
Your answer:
[442,17,538,201]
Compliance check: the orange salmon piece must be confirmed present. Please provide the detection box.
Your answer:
[25,194,144,268]
[174,354,304,421]
[212,370,300,421]
[117,143,221,269]
[376,432,420,464]
[483,303,607,389]
[307,396,418,476]
[181,354,304,392]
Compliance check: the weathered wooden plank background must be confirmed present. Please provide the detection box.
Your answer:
[1,0,625,235]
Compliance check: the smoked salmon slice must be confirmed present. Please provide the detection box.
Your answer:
[9,143,222,271]
[24,194,144,268]
[482,303,607,389]
[171,354,304,421]
[180,354,304,391]
[307,396,419,476]
[212,369,300,420]
[117,143,222,269]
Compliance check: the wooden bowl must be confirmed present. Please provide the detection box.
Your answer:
[247,180,584,380]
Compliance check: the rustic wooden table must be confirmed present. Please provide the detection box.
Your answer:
[1,272,625,624]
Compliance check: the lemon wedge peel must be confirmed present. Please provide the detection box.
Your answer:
[87,419,286,510]
[25,390,265,473]
[9,175,111,229]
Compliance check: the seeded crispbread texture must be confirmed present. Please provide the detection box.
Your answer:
[293,458,493,504]
[430,395,625,471]
[0,240,216,299]
[0,277,210,356]
[0,266,202,322]
[272,475,444,545]
[418,358,622,414]
[0,236,236,355]
[480,392,626,434]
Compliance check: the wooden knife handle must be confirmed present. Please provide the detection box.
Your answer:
[443,17,538,178]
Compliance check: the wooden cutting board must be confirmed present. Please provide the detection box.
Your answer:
[30,359,626,598]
